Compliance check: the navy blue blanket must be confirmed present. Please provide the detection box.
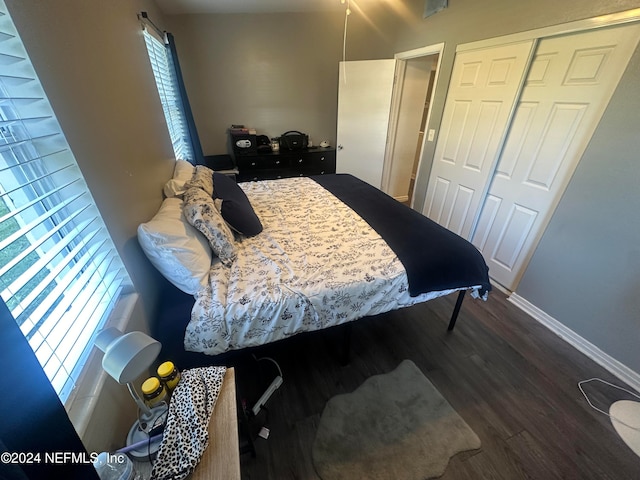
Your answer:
[312,174,491,298]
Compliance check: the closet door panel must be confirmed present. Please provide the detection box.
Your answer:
[476,23,640,290]
[423,41,535,238]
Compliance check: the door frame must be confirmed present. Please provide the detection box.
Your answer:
[381,43,444,207]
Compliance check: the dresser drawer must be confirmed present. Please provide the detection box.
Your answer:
[289,151,334,171]
[235,155,288,170]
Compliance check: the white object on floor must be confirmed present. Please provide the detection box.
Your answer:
[610,400,640,457]
[252,375,283,416]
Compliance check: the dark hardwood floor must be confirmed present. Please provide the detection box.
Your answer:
[230,289,640,479]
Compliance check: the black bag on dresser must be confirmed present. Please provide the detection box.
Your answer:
[279,130,309,150]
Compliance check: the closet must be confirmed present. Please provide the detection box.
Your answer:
[423,21,640,291]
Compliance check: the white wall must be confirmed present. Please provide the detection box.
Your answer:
[516,45,640,373]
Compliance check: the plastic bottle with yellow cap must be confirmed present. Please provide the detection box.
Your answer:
[141,377,168,409]
[157,361,181,394]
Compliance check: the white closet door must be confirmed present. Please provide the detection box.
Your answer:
[473,23,640,291]
[422,41,534,238]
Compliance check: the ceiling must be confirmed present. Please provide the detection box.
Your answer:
[154,0,382,15]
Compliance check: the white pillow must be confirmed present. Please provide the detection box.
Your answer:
[163,160,195,198]
[138,197,212,294]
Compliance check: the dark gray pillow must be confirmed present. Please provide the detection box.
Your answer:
[213,172,263,236]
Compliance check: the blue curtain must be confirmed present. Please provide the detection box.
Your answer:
[0,300,99,479]
[165,32,205,165]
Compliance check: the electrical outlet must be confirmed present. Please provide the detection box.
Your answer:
[427,129,436,142]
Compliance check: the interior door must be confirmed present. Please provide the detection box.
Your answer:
[336,60,396,188]
[472,23,640,291]
[422,41,535,238]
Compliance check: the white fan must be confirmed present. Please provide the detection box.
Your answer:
[580,378,640,456]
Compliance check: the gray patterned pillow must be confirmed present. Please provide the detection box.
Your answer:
[185,165,214,196]
[182,187,236,266]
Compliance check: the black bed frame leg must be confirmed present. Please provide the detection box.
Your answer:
[447,290,466,331]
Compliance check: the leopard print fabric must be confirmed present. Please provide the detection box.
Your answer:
[150,366,227,480]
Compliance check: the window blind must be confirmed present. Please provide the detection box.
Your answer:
[0,2,131,402]
[143,27,194,162]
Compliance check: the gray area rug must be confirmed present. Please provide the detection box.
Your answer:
[312,359,481,480]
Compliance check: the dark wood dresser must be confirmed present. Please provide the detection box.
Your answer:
[234,147,336,182]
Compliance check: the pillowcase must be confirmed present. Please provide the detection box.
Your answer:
[213,172,263,236]
[137,197,212,295]
[182,187,237,266]
[163,160,195,198]
[185,165,214,196]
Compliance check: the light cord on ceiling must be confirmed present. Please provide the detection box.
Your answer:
[342,0,351,63]
[342,0,351,83]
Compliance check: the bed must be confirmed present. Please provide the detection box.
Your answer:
[138,161,491,361]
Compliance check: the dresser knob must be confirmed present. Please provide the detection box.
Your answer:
[321,156,325,161]
[251,162,256,166]
[275,160,280,165]
[298,159,302,163]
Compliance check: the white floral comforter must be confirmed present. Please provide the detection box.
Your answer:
[184,177,460,355]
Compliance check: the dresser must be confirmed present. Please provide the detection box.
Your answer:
[234,147,336,182]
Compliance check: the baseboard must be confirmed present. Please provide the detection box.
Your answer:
[508,293,640,394]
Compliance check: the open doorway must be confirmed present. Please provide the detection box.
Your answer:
[381,44,443,207]
[408,62,437,204]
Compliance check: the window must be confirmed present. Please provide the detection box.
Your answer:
[0,2,131,402]
[143,27,195,162]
